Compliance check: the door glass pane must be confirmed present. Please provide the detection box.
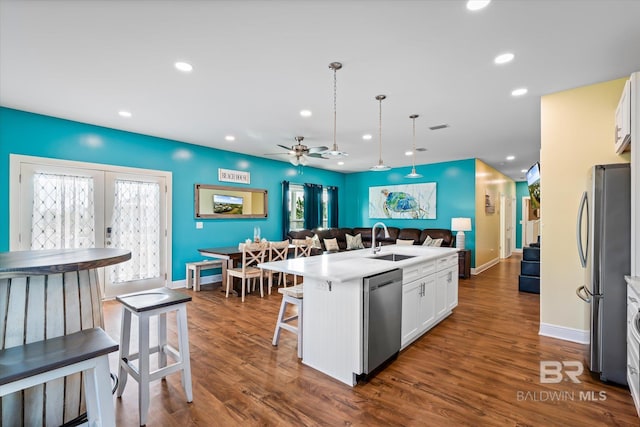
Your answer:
[109,179,160,283]
[31,173,95,249]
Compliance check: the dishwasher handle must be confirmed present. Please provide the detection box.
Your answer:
[371,280,396,291]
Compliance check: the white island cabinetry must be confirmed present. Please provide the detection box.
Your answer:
[259,245,459,386]
[402,253,458,349]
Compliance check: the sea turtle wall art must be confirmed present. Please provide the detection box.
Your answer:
[368,183,436,219]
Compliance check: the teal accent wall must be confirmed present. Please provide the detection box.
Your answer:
[0,108,346,280]
[515,181,529,249]
[343,159,477,265]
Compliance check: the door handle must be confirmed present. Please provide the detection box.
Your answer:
[576,192,589,268]
[576,285,591,303]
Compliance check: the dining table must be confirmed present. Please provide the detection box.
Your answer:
[198,243,296,295]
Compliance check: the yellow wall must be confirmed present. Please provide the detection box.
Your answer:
[474,159,516,268]
[540,78,630,331]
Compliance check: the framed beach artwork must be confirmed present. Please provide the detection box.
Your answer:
[369,183,437,219]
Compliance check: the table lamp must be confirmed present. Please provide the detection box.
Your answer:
[451,217,472,250]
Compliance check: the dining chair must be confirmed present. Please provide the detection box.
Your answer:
[265,240,290,293]
[292,238,313,286]
[226,242,268,302]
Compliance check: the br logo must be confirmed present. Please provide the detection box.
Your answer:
[540,361,583,383]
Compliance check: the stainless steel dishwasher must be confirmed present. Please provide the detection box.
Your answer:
[363,268,403,375]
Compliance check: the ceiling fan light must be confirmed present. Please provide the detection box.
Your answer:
[299,155,308,166]
[289,156,299,166]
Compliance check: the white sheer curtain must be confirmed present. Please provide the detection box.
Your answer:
[109,179,160,283]
[31,173,95,249]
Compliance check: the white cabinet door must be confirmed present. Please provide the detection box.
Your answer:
[435,269,448,318]
[401,279,421,346]
[445,266,458,310]
[615,78,631,153]
[419,275,436,331]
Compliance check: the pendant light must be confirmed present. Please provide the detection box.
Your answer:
[405,114,423,178]
[370,94,391,171]
[324,62,347,158]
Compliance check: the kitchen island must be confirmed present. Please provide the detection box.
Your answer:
[259,244,459,386]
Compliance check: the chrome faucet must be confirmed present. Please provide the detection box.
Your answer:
[371,222,390,254]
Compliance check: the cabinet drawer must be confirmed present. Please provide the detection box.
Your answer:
[437,254,458,271]
[403,260,436,284]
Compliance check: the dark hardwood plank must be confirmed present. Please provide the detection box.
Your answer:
[103,255,638,426]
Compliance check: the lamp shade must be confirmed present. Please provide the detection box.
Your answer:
[451,217,472,232]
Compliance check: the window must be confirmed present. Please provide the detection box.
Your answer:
[289,184,305,230]
[288,184,330,230]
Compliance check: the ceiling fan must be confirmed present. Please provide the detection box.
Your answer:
[270,136,328,166]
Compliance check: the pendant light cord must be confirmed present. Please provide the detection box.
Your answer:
[333,67,337,151]
[378,97,383,164]
[412,116,417,170]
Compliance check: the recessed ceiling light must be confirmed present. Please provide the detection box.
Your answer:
[174,62,193,72]
[506,155,515,161]
[118,111,132,118]
[511,88,528,97]
[337,161,345,166]
[466,0,491,11]
[405,151,413,156]
[494,53,514,65]
[299,110,312,117]
[362,134,373,140]
[224,135,235,141]
[521,169,528,173]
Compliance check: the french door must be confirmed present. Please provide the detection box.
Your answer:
[10,155,171,298]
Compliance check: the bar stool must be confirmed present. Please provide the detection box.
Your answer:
[116,288,193,426]
[272,284,303,358]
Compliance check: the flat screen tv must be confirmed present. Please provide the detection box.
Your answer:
[213,194,244,214]
[526,162,540,209]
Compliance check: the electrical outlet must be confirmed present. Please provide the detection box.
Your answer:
[196,222,203,229]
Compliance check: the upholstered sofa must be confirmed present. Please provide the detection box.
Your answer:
[286,227,455,253]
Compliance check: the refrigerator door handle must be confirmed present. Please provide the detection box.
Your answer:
[576,285,591,303]
[576,191,589,268]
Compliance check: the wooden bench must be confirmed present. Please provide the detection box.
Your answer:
[186,259,223,291]
[0,327,118,426]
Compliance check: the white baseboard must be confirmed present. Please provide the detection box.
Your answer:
[170,274,222,289]
[539,322,589,344]
[471,257,500,275]
[513,248,523,253]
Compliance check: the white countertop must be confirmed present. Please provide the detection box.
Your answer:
[259,244,458,283]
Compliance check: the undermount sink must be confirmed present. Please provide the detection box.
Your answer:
[368,253,416,262]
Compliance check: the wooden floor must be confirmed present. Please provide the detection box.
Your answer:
[103,255,639,426]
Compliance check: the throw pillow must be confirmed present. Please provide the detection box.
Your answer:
[396,239,414,246]
[305,234,322,249]
[422,236,443,247]
[324,238,339,251]
[346,233,364,250]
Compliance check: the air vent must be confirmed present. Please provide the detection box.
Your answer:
[429,124,449,131]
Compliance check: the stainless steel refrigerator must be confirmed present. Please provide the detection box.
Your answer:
[576,163,630,385]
